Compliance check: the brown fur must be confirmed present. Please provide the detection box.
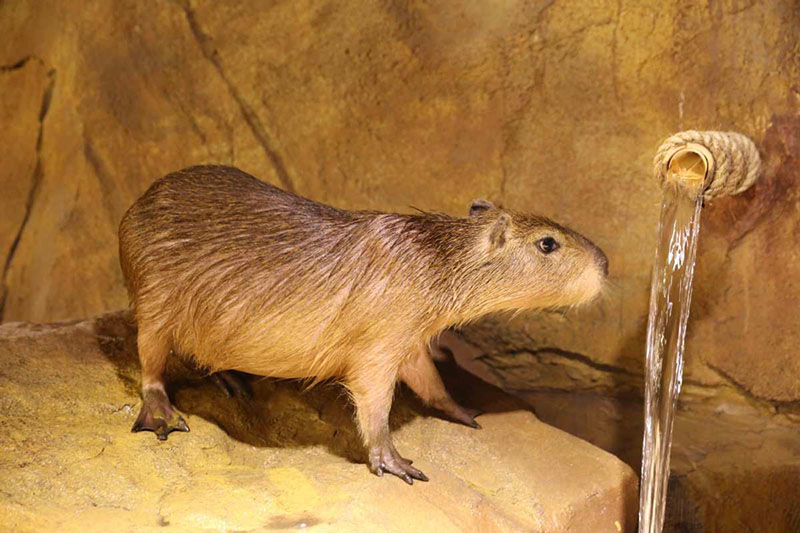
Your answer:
[119,165,608,482]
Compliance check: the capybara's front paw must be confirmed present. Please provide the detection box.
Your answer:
[368,441,428,485]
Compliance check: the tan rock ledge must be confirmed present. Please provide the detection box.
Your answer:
[0,312,637,532]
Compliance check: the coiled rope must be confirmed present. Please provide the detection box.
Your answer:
[653,130,761,199]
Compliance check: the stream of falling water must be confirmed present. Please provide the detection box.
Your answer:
[638,182,704,533]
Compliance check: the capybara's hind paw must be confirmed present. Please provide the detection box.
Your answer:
[210,370,252,399]
[450,405,483,429]
[437,400,483,429]
[131,410,189,440]
[368,441,429,485]
[131,387,189,441]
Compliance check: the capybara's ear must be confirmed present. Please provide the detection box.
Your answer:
[488,212,511,249]
[469,199,495,217]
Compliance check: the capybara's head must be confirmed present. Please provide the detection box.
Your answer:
[467,199,608,311]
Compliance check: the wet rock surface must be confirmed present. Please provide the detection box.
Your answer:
[526,388,800,533]
[439,331,800,532]
[0,312,637,532]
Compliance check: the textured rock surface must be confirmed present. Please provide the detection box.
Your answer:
[1,0,799,405]
[440,331,800,532]
[523,388,800,532]
[0,312,637,532]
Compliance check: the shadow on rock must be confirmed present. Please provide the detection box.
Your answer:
[92,310,532,465]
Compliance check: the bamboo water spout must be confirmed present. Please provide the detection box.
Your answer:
[638,131,761,533]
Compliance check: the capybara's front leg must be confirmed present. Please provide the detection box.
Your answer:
[347,365,428,484]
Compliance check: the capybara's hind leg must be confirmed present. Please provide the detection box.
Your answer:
[347,365,428,484]
[399,346,481,429]
[131,327,189,440]
[210,370,252,398]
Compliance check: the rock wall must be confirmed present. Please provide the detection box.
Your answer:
[1,1,798,402]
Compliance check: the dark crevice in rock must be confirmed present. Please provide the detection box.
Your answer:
[610,0,622,106]
[0,66,56,321]
[537,346,641,376]
[0,55,44,73]
[82,134,124,229]
[458,333,790,415]
[480,346,641,377]
[498,165,508,202]
[179,2,297,194]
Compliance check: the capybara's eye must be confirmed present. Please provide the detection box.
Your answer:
[536,237,560,254]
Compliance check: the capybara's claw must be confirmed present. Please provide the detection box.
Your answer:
[459,406,483,429]
[132,413,189,440]
[369,442,428,484]
[439,401,483,429]
[131,386,189,440]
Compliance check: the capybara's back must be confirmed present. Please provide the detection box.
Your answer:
[119,165,608,483]
[120,165,386,381]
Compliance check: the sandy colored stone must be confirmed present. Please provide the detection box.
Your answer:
[0,312,637,532]
[0,2,798,400]
[514,386,800,532]
[444,330,800,532]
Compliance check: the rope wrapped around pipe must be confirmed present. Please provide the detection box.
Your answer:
[653,130,761,199]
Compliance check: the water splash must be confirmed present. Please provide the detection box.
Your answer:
[638,182,703,533]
